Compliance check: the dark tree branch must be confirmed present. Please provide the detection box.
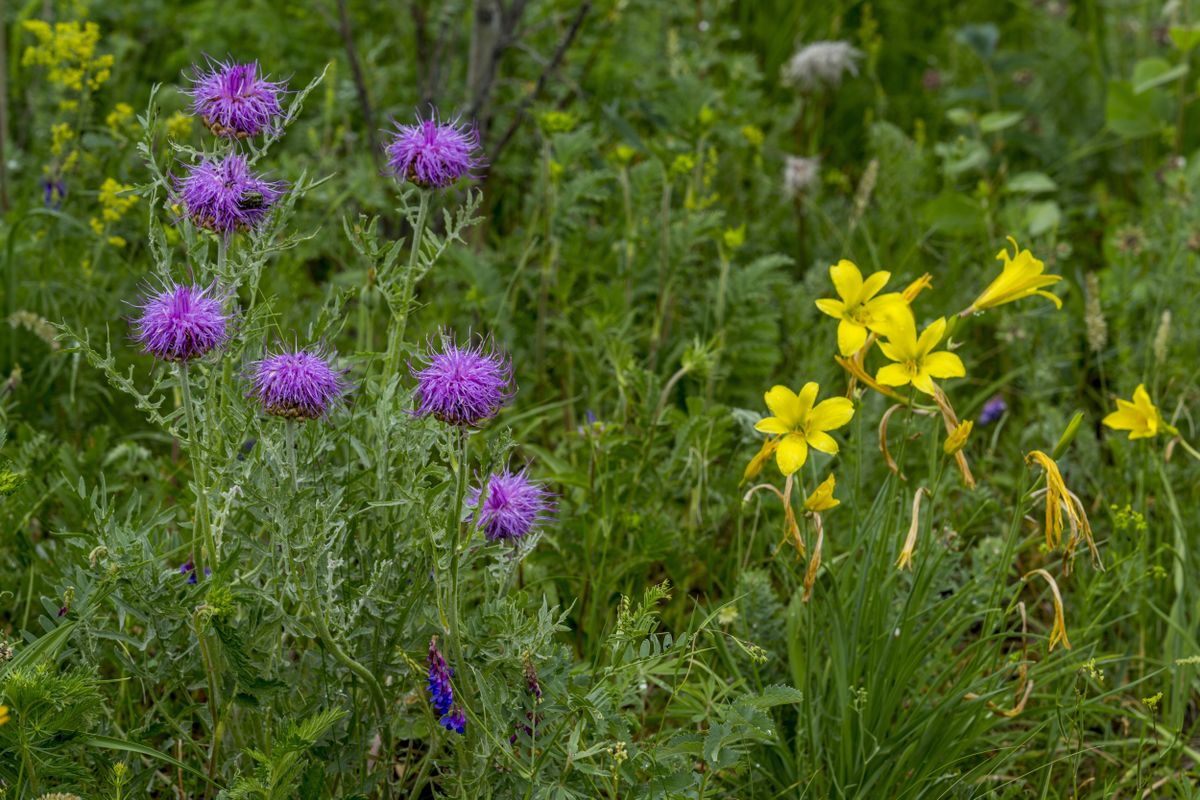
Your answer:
[335,0,380,164]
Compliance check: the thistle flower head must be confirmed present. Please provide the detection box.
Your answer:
[178,153,283,236]
[385,110,484,189]
[427,637,455,716]
[250,345,348,420]
[467,468,554,543]
[410,333,514,426]
[133,282,230,362]
[781,41,863,91]
[185,57,285,139]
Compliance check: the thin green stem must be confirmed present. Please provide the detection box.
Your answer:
[286,420,298,493]
[389,190,430,376]
[307,590,387,717]
[446,428,471,674]
[179,363,216,574]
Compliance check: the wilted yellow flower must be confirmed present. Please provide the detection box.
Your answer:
[943,420,973,455]
[1102,384,1176,440]
[902,273,933,303]
[965,237,1062,315]
[0,704,9,725]
[815,260,908,356]
[1025,450,1093,557]
[896,486,927,571]
[1025,568,1071,651]
[741,438,778,484]
[875,309,965,396]
[755,382,855,476]
[804,474,838,512]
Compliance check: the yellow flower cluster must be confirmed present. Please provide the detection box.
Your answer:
[166,111,193,141]
[89,178,137,248]
[106,102,134,135]
[22,20,113,93]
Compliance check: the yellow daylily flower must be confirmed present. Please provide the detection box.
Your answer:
[944,420,973,455]
[742,438,778,484]
[965,237,1062,315]
[1102,384,1176,440]
[874,309,965,396]
[815,259,908,356]
[755,383,855,476]
[804,474,839,512]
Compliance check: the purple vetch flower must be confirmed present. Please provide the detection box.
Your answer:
[410,333,514,426]
[427,637,455,714]
[133,282,230,362]
[179,560,211,584]
[440,704,466,735]
[186,57,286,139]
[467,468,553,543]
[250,345,348,420]
[979,396,1007,425]
[178,153,284,236]
[385,110,484,189]
[42,178,66,209]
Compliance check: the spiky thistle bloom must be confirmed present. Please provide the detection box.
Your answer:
[133,282,230,362]
[781,41,863,91]
[410,333,514,426]
[185,58,285,139]
[385,110,484,189]
[467,468,553,543]
[178,153,283,236]
[250,345,348,420]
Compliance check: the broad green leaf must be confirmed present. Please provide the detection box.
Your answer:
[1133,57,1187,93]
[979,110,1023,133]
[1169,25,1200,53]
[1006,172,1057,194]
[921,192,985,237]
[1026,201,1062,237]
[1105,80,1168,138]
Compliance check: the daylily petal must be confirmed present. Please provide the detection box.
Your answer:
[876,363,911,387]
[911,371,937,395]
[776,434,809,476]
[796,382,819,419]
[755,417,791,434]
[809,396,855,431]
[876,339,907,363]
[764,385,802,428]
[915,317,947,357]
[830,260,864,303]
[859,270,892,302]
[837,319,868,356]
[923,351,965,379]
[807,430,840,455]
[1133,384,1154,412]
[815,297,846,320]
[863,293,908,333]
[1102,408,1141,431]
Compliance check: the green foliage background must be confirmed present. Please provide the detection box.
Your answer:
[1,0,1200,797]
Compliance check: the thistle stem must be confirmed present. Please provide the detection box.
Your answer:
[446,428,471,676]
[285,420,298,492]
[389,190,430,376]
[307,592,388,717]
[179,363,216,574]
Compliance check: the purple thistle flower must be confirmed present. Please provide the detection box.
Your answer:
[440,704,466,735]
[427,637,455,716]
[979,396,1007,425]
[385,110,484,189]
[179,560,211,584]
[410,333,514,426]
[133,282,230,362]
[467,468,554,543]
[186,58,286,139]
[250,345,348,421]
[178,153,283,237]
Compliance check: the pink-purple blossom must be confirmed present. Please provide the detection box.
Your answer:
[133,282,229,362]
[178,153,283,236]
[467,468,553,543]
[250,345,348,420]
[385,111,484,189]
[186,58,285,139]
[410,333,514,426]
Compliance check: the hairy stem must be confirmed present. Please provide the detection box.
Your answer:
[389,189,431,376]
[179,363,216,573]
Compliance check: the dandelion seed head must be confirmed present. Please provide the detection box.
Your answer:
[250,345,348,420]
[133,282,229,362]
[781,41,863,92]
[185,58,285,139]
[385,110,484,189]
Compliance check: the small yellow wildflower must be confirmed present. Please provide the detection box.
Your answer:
[875,309,965,395]
[537,109,577,134]
[98,177,136,222]
[741,124,765,148]
[965,237,1062,315]
[755,382,855,476]
[107,236,126,248]
[1102,384,1176,439]
[613,144,636,165]
[106,102,134,134]
[722,225,746,250]
[89,217,104,236]
[50,122,75,157]
[815,260,908,356]
[803,474,838,512]
[944,420,973,455]
[166,111,193,140]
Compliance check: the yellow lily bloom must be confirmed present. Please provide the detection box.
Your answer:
[874,309,965,396]
[1102,384,1176,439]
[804,474,839,512]
[944,420,973,455]
[815,260,908,356]
[965,237,1062,314]
[755,382,855,476]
